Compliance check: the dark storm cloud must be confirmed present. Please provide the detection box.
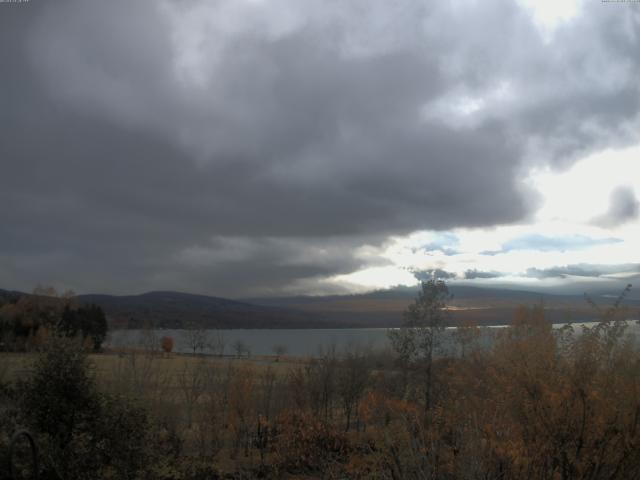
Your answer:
[592,186,640,228]
[525,263,640,279]
[412,269,457,282]
[168,236,391,296]
[464,269,503,280]
[1,0,640,295]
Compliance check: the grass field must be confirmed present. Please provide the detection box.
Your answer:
[1,349,314,476]
[0,350,301,384]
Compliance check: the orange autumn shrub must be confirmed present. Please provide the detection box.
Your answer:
[160,335,174,354]
[271,411,350,475]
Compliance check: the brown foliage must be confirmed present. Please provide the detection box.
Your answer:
[271,411,350,475]
[5,288,640,479]
[160,336,174,354]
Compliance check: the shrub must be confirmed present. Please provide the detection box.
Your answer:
[272,412,350,475]
[160,336,174,354]
[17,335,151,480]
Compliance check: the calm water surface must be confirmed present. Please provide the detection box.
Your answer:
[107,321,640,357]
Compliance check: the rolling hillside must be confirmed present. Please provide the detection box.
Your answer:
[245,285,640,327]
[76,291,339,329]
[3,285,638,329]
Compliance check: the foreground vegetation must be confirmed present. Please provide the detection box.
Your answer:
[0,286,107,353]
[2,282,640,479]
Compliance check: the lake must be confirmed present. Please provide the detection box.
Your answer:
[107,328,394,357]
[106,321,640,357]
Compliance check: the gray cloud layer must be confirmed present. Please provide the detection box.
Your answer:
[525,263,640,279]
[464,269,504,280]
[1,0,639,296]
[413,269,457,282]
[592,186,640,227]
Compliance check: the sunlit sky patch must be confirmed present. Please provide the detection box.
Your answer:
[334,145,640,294]
[516,0,583,36]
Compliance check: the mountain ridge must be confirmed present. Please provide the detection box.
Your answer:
[2,285,637,329]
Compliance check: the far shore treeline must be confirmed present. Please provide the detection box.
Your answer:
[0,286,107,352]
[4,285,629,334]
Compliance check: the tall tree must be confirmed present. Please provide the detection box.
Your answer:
[388,280,451,415]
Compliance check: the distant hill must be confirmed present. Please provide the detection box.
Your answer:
[0,288,23,304]
[76,291,341,329]
[246,284,574,306]
[245,285,640,327]
[3,285,638,329]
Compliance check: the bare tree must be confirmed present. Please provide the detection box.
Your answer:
[195,362,224,458]
[177,357,207,428]
[139,323,159,356]
[184,322,209,355]
[233,339,249,358]
[207,329,226,356]
[388,280,451,415]
[305,345,338,424]
[108,348,172,417]
[337,346,371,431]
[272,344,287,361]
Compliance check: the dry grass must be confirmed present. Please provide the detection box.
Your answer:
[0,352,35,383]
[0,351,301,386]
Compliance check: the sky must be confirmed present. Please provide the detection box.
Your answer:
[1,0,639,298]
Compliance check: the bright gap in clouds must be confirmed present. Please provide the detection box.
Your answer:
[530,144,640,225]
[515,0,583,35]
[333,143,640,293]
[332,266,418,292]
